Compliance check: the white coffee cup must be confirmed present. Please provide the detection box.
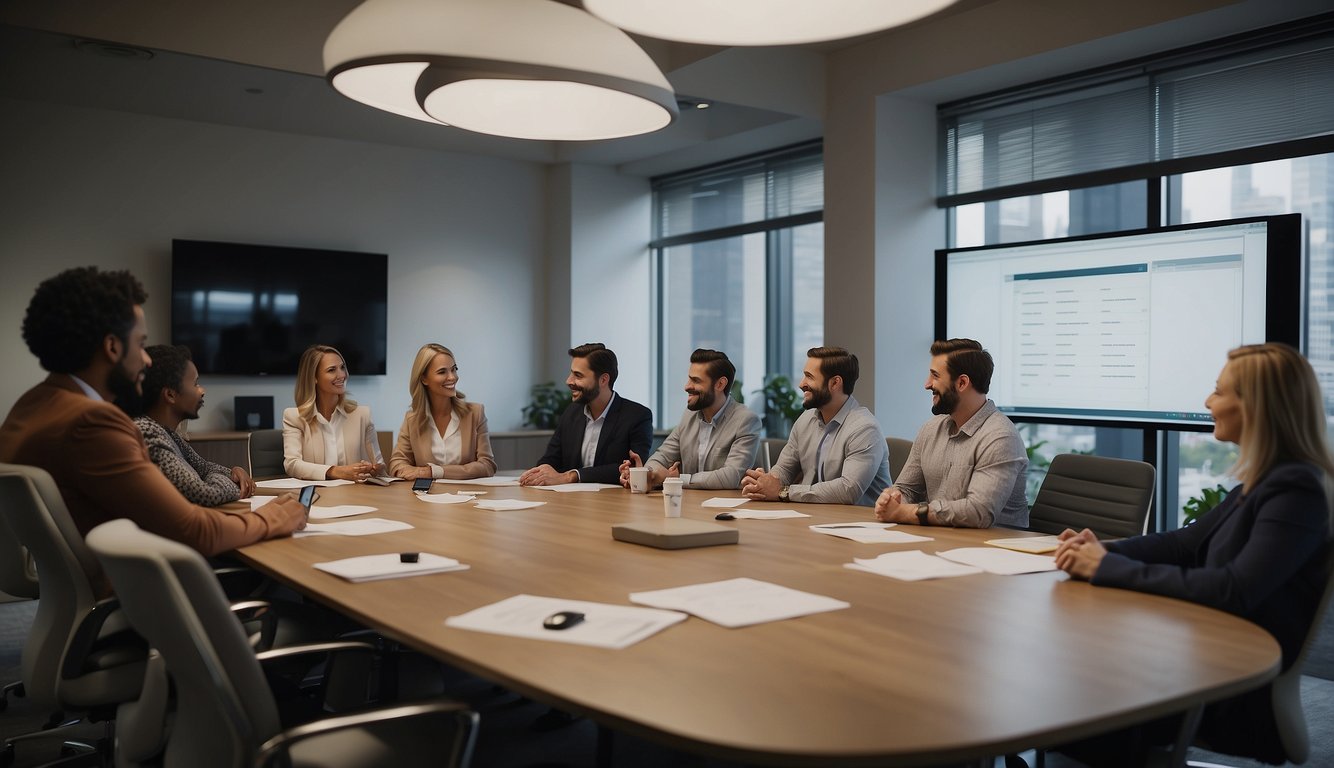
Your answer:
[662,477,684,518]
[628,466,650,493]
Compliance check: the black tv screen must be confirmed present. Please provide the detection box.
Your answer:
[171,240,388,375]
[935,214,1301,430]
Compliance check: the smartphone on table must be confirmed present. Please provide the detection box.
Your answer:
[412,477,433,493]
[298,485,318,510]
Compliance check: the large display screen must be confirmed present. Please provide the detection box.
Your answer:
[171,239,388,376]
[935,215,1301,429]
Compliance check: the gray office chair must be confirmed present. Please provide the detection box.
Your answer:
[249,429,285,479]
[0,500,38,713]
[1026,453,1155,539]
[86,518,478,768]
[761,438,787,471]
[0,463,156,766]
[885,437,913,482]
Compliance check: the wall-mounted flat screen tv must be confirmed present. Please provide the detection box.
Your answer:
[935,214,1301,430]
[171,239,388,376]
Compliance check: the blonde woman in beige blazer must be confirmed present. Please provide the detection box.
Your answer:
[389,343,496,480]
[282,344,385,481]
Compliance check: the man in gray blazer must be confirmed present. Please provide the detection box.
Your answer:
[619,349,760,490]
[741,346,890,507]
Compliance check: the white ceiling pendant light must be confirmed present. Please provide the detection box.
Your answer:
[584,0,961,46]
[324,0,678,141]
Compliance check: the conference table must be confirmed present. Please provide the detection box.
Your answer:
[235,480,1280,766]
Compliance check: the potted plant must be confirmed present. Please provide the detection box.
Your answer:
[1182,484,1230,526]
[754,374,803,438]
[521,382,566,430]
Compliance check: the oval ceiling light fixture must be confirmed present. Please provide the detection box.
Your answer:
[583,0,961,46]
[324,0,678,140]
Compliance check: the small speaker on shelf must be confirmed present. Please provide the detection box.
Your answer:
[234,396,274,431]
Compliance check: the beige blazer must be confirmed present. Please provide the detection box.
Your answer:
[389,401,496,480]
[282,404,383,480]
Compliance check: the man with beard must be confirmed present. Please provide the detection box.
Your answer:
[740,346,890,507]
[0,268,307,570]
[126,344,256,506]
[874,338,1028,528]
[520,342,652,486]
[617,349,760,490]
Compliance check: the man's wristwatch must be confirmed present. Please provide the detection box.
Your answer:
[779,485,790,503]
[916,502,931,526]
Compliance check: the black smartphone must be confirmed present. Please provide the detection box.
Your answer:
[412,477,433,493]
[298,485,317,510]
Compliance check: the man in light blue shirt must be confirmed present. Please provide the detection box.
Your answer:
[620,349,761,490]
[741,347,890,507]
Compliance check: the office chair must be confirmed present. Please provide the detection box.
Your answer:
[0,507,38,713]
[761,438,786,471]
[1026,453,1155,539]
[885,437,913,483]
[248,429,285,479]
[86,518,478,768]
[0,463,157,767]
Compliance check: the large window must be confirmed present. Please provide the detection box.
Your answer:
[651,144,823,428]
[939,15,1334,530]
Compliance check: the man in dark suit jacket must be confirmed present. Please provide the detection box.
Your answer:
[520,343,652,486]
[0,268,307,585]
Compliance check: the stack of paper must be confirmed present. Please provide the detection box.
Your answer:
[810,522,932,544]
[445,595,687,649]
[295,518,414,537]
[474,499,546,511]
[985,535,1061,554]
[629,577,848,628]
[414,492,473,505]
[936,547,1057,575]
[256,478,353,489]
[434,477,520,487]
[700,497,749,508]
[847,551,983,581]
[315,553,468,582]
[727,509,810,519]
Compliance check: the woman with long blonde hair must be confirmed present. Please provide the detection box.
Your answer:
[1054,342,1334,765]
[389,343,496,480]
[282,344,384,481]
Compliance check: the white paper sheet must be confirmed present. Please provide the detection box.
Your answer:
[308,504,378,520]
[444,594,687,649]
[473,499,547,511]
[433,477,521,487]
[314,553,469,582]
[413,492,474,505]
[936,547,1058,575]
[985,535,1061,554]
[810,522,933,544]
[700,497,750,508]
[629,577,848,628]
[726,509,810,519]
[530,483,622,493]
[294,518,414,537]
[256,478,353,489]
[847,551,983,581]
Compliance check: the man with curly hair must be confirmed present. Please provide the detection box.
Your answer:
[125,344,257,506]
[0,267,307,574]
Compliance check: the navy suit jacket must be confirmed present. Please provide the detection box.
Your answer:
[537,394,653,485]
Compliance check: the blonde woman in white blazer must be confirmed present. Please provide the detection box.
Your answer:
[389,343,496,480]
[282,344,384,481]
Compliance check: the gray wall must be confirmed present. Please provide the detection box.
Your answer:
[0,96,549,433]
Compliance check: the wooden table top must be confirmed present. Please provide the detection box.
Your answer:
[235,482,1280,766]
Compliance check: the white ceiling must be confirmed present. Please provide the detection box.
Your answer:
[0,0,909,174]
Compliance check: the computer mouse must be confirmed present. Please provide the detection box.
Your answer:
[542,611,585,631]
[715,512,735,521]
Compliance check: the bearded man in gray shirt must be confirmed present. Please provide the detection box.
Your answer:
[875,338,1028,528]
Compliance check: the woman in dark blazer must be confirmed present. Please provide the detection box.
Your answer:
[389,343,496,480]
[1055,342,1334,765]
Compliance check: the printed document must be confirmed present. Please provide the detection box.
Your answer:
[294,518,414,537]
[701,497,749,508]
[847,551,983,581]
[256,478,353,489]
[445,594,687,649]
[936,547,1058,575]
[414,492,473,505]
[434,477,521,487]
[629,577,848,628]
[985,535,1061,554]
[810,522,933,544]
[530,483,622,493]
[315,553,469,582]
[727,509,810,519]
[474,499,547,511]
